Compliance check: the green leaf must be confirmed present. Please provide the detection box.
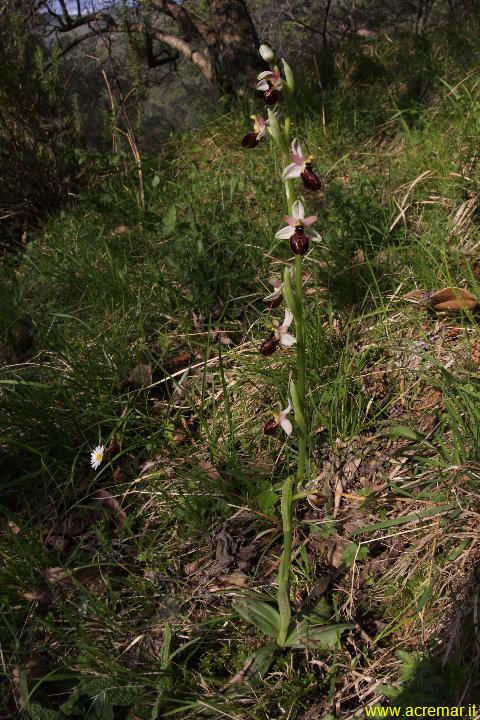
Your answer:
[234,597,281,639]
[225,643,279,696]
[26,704,62,720]
[389,425,425,442]
[342,542,369,567]
[162,205,176,237]
[267,109,283,149]
[282,58,295,94]
[285,619,352,649]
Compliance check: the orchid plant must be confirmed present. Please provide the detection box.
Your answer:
[235,44,351,652]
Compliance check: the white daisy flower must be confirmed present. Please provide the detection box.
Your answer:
[90,445,105,470]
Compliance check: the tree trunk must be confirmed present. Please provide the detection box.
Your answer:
[207,0,262,93]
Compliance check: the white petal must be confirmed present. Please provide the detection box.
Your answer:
[291,138,303,157]
[292,200,305,220]
[282,308,294,329]
[256,80,269,92]
[282,163,302,180]
[280,333,296,347]
[275,225,294,240]
[280,416,293,436]
[282,400,293,416]
[257,70,272,80]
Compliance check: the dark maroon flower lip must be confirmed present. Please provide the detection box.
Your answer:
[264,86,280,105]
[260,333,278,356]
[242,132,260,149]
[289,228,309,255]
[263,419,280,435]
[301,165,322,191]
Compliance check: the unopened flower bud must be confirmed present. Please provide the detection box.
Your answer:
[260,333,278,356]
[290,227,309,255]
[263,419,279,435]
[301,162,322,191]
[259,43,275,64]
[242,132,260,149]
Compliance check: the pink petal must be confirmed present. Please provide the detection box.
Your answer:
[280,333,296,348]
[257,70,272,80]
[282,214,296,226]
[303,215,318,226]
[275,226,294,240]
[291,154,304,166]
[282,163,302,180]
[256,80,269,92]
[280,416,293,436]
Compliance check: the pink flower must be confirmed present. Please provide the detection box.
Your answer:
[256,69,283,106]
[263,277,282,307]
[272,308,296,348]
[282,138,322,191]
[242,115,268,149]
[259,308,296,356]
[264,400,293,436]
[275,200,317,256]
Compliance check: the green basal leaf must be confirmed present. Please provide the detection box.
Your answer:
[282,58,295,94]
[225,642,279,696]
[234,597,281,639]
[285,620,352,649]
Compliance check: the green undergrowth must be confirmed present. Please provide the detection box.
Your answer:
[2,26,480,719]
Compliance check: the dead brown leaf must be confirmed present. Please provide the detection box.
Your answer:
[198,459,221,481]
[429,287,477,312]
[413,388,442,412]
[168,350,192,369]
[92,489,127,528]
[209,571,248,591]
[117,363,152,390]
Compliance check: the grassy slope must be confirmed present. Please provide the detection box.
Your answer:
[1,28,480,719]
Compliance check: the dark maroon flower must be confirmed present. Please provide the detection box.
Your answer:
[263,419,279,435]
[256,70,282,107]
[260,333,278,356]
[289,227,309,255]
[242,132,260,149]
[283,139,323,192]
[301,162,322,191]
[264,85,280,106]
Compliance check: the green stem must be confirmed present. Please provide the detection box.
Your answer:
[277,475,293,646]
[294,254,306,487]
